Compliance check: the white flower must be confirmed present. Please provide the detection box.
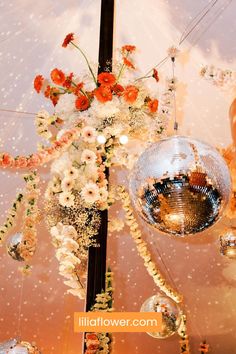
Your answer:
[59,191,75,207]
[64,167,79,180]
[50,222,64,239]
[64,279,82,289]
[56,247,71,261]
[62,237,79,251]
[108,218,124,232]
[67,288,86,298]
[51,152,72,177]
[81,182,100,204]
[99,187,109,202]
[61,177,75,192]
[81,149,97,164]
[81,126,97,143]
[62,225,77,239]
[55,93,76,116]
[167,46,180,59]
[50,178,62,193]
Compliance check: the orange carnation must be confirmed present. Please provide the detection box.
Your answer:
[50,68,66,86]
[121,45,136,53]
[98,72,116,87]
[123,57,135,69]
[62,33,75,47]
[123,85,139,104]
[94,86,112,103]
[148,99,159,113]
[75,95,89,111]
[34,75,44,93]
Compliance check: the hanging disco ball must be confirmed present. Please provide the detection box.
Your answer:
[0,339,40,354]
[140,294,182,339]
[220,230,236,259]
[129,136,231,236]
[7,233,26,261]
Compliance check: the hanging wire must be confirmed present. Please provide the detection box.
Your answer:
[189,0,233,48]
[172,57,178,132]
[0,108,36,116]
[16,274,25,339]
[179,0,219,45]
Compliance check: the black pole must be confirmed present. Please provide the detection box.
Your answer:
[86,0,114,312]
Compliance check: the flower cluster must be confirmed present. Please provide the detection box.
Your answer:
[178,315,191,354]
[50,222,86,299]
[0,128,79,169]
[117,185,183,303]
[85,270,113,354]
[18,172,41,262]
[200,65,236,88]
[0,192,24,243]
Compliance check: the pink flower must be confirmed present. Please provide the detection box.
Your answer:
[2,154,14,167]
[14,156,28,168]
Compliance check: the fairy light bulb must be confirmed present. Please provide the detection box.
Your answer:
[119,135,129,145]
[97,135,106,144]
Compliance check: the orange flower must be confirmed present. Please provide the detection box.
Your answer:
[148,99,159,113]
[34,75,44,93]
[44,85,60,106]
[98,72,116,87]
[62,33,75,47]
[72,82,84,96]
[94,86,112,103]
[153,69,159,82]
[123,85,139,104]
[50,68,66,85]
[112,84,124,96]
[121,45,136,53]
[75,95,89,111]
[63,72,74,89]
[123,57,135,69]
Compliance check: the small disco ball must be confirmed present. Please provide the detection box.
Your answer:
[140,294,182,339]
[7,233,25,262]
[130,136,231,236]
[220,230,236,259]
[0,339,40,354]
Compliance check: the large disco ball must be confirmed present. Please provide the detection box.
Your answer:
[140,294,182,338]
[130,136,231,236]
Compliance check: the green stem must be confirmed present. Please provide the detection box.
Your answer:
[134,75,152,82]
[71,42,98,87]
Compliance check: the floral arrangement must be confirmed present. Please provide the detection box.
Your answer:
[200,65,236,88]
[85,270,113,354]
[0,33,176,298]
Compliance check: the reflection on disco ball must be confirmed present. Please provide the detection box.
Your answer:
[130,136,231,236]
[220,230,236,259]
[140,294,182,339]
[7,233,25,261]
[0,339,40,354]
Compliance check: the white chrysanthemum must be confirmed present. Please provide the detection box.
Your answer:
[59,191,75,207]
[51,152,72,177]
[61,177,75,192]
[90,96,120,119]
[55,93,76,115]
[99,187,109,202]
[81,126,97,143]
[81,182,100,204]
[81,149,97,164]
[64,166,79,180]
